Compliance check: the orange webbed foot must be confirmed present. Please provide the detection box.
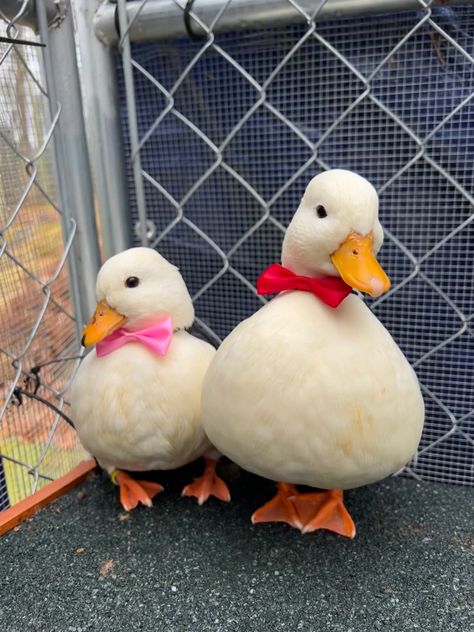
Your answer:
[182,457,231,505]
[252,484,356,538]
[251,483,303,530]
[292,489,356,538]
[111,470,163,511]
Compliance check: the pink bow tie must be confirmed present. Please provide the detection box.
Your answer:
[96,317,173,358]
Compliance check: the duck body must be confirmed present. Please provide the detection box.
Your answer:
[202,290,424,490]
[70,246,230,510]
[201,169,425,536]
[72,331,213,473]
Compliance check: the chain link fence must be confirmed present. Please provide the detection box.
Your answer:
[114,0,474,486]
[1,0,472,515]
[0,5,91,511]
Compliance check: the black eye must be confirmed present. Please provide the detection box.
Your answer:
[125,276,140,288]
[316,205,327,218]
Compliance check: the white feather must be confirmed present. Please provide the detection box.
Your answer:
[202,170,424,490]
[71,248,215,473]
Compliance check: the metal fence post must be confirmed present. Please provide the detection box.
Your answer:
[73,0,131,258]
[36,0,101,328]
[116,0,149,246]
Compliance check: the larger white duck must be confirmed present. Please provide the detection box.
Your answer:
[71,247,230,511]
[202,170,424,538]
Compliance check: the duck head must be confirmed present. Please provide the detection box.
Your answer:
[281,169,391,297]
[81,247,194,347]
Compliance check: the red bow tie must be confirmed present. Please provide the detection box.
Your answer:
[256,263,352,308]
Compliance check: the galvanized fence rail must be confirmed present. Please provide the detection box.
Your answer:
[0,0,100,510]
[109,0,474,485]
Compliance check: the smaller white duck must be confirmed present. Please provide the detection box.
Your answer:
[71,247,230,511]
[202,170,424,538]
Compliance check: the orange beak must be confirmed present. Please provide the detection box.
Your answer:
[330,232,391,298]
[81,300,127,347]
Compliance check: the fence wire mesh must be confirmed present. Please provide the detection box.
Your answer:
[0,11,86,510]
[116,0,474,486]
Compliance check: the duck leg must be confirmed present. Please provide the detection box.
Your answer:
[252,484,355,538]
[111,469,163,511]
[181,457,231,505]
[251,482,304,530]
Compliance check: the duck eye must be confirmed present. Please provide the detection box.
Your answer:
[316,205,327,218]
[125,276,140,288]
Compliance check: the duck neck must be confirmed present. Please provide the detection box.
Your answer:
[280,254,337,280]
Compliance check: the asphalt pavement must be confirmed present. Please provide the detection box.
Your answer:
[1,461,473,632]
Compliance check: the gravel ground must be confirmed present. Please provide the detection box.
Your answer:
[1,461,473,632]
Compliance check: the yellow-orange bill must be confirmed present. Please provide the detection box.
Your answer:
[81,300,126,347]
[330,232,391,298]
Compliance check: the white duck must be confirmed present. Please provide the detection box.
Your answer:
[202,170,424,537]
[71,247,230,511]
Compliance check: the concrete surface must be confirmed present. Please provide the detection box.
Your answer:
[1,461,473,632]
